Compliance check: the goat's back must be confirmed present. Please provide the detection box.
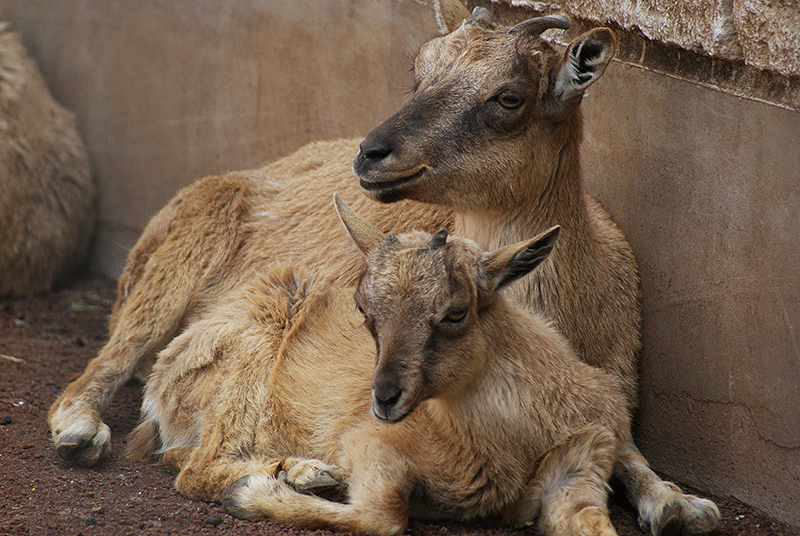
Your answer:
[132,263,376,464]
[110,138,453,338]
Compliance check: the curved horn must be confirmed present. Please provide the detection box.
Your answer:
[507,14,570,36]
[428,228,449,252]
[471,7,492,25]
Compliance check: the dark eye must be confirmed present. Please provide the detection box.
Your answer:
[443,306,468,323]
[355,298,366,317]
[497,92,523,109]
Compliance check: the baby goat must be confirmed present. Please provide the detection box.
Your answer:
[126,195,630,536]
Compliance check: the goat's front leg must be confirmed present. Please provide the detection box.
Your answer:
[615,442,721,536]
[48,241,199,466]
[508,425,619,536]
[174,448,345,503]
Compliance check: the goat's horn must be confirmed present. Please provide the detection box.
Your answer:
[506,14,570,36]
[334,193,386,255]
[428,228,449,252]
[471,7,492,25]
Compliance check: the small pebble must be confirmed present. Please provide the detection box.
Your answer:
[2,416,12,425]
[85,517,96,526]
[205,515,223,526]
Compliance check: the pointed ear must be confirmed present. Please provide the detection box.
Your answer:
[482,226,560,291]
[334,193,385,256]
[547,28,615,118]
[434,0,470,34]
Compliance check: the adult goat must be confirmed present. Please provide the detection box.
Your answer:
[48,2,719,534]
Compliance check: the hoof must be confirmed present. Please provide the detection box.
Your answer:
[280,458,345,495]
[681,496,722,536]
[641,494,722,536]
[221,475,255,520]
[53,423,111,467]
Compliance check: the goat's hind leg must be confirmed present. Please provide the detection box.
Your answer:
[222,449,409,536]
[615,442,720,536]
[48,176,251,467]
[523,425,619,536]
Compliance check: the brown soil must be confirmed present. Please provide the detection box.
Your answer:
[1,274,797,536]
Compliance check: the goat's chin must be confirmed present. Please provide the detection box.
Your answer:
[371,404,412,424]
[357,169,426,204]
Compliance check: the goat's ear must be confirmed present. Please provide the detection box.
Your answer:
[434,0,470,34]
[334,193,385,256]
[547,28,615,118]
[482,226,560,291]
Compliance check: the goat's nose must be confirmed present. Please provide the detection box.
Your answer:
[359,138,392,162]
[373,384,402,418]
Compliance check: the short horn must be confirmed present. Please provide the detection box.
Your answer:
[428,228,448,252]
[507,14,570,36]
[471,7,492,25]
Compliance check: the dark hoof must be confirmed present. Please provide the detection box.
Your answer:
[221,476,253,520]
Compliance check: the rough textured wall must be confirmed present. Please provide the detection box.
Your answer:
[0,0,439,277]
[504,0,800,78]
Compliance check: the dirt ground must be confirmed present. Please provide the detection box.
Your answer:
[1,274,797,536]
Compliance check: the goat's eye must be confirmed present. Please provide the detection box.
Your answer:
[497,92,523,109]
[443,306,468,323]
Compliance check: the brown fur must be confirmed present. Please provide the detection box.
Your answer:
[48,3,719,535]
[126,206,629,536]
[0,24,94,297]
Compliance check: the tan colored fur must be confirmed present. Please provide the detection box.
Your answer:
[126,212,629,536]
[0,24,94,297]
[48,2,719,534]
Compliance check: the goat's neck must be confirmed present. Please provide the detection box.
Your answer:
[427,304,546,455]
[454,128,590,252]
[454,135,592,310]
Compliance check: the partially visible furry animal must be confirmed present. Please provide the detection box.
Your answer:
[48,2,720,534]
[126,195,630,536]
[0,23,94,297]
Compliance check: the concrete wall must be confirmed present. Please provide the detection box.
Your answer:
[582,62,800,527]
[1,0,798,528]
[0,0,439,277]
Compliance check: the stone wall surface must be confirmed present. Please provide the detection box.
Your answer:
[504,0,800,78]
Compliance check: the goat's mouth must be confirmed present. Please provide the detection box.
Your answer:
[358,168,426,203]
[371,390,420,424]
[372,405,411,424]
